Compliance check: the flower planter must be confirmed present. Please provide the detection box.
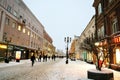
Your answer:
[87,69,114,80]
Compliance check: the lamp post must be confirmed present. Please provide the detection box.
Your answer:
[64,37,71,64]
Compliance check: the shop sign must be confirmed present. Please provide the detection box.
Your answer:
[114,36,120,43]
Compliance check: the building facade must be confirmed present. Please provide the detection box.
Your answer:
[79,16,95,63]
[0,0,51,61]
[43,30,55,58]
[69,36,80,60]
[93,0,120,70]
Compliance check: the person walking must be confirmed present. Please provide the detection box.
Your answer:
[31,53,35,67]
[38,54,42,62]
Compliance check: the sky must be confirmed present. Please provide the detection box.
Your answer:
[23,0,95,52]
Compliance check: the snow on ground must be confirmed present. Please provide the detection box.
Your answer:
[0,58,120,80]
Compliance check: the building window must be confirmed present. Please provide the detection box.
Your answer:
[112,18,118,33]
[34,34,36,39]
[12,22,16,28]
[5,17,10,25]
[15,0,20,4]
[34,34,36,38]
[23,28,26,33]
[7,5,12,13]
[18,25,21,31]
[91,33,94,40]
[32,26,34,30]
[13,10,18,17]
[0,0,5,7]
[98,3,102,15]
[101,25,104,37]
[98,29,101,39]
[29,23,31,27]
[31,41,33,47]
[33,43,35,48]
[98,25,104,39]
[31,32,33,37]
[35,28,36,32]
[109,0,113,3]
[28,31,30,36]
[116,49,120,64]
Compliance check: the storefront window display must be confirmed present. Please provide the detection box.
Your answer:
[116,49,120,64]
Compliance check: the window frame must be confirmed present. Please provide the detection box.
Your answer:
[23,28,26,33]
[112,18,118,34]
[7,5,12,13]
[98,3,102,15]
[98,25,104,39]
[12,22,16,28]
[5,17,10,25]
[18,25,22,31]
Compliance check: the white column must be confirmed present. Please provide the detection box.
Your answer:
[0,10,6,41]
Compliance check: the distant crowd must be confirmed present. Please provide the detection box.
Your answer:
[30,53,57,66]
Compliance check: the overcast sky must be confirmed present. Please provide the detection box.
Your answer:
[23,0,95,52]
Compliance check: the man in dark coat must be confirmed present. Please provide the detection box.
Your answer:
[31,54,35,66]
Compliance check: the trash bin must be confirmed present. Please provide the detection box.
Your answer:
[16,59,20,62]
[4,58,9,63]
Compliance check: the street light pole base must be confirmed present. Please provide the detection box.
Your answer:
[66,60,68,64]
[4,58,9,63]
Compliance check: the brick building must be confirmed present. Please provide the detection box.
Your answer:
[0,0,48,61]
[93,0,120,70]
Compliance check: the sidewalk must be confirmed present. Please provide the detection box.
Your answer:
[0,59,30,68]
[0,58,59,68]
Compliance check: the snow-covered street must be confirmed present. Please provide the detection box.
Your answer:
[0,58,120,80]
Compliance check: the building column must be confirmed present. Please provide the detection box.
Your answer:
[0,10,6,41]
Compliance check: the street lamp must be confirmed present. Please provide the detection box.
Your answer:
[64,37,71,64]
[94,42,99,47]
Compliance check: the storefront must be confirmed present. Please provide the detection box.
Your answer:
[0,43,7,61]
[83,51,87,61]
[0,42,33,62]
[115,48,120,64]
[110,35,120,70]
[87,52,93,64]
[112,36,120,65]
[93,40,110,67]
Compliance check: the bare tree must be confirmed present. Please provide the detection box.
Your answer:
[81,37,109,71]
